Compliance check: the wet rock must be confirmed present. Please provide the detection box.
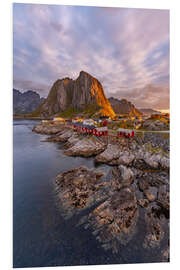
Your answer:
[133,155,160,170]
[58,129,74,142]
[32,123,65,135]
[133,148,169,170]
[110,166,134,191]
[129,181,138,193]
[135,189,144,201]
[65,133,80,148]
[43,131,67,142]
[143,205,165,249]
[144,186,158,202]
[55,163,169,255]
[64,137,106,157]
[157,185,169,217]
[131,168,144,178]
[143,153,160,169]
[138,178,149,192]
[161,247,170,262]
[147,172,169,187]
[56,166,105,215]
[95,144,135,166]
[117,151,135,166]
[145,153,169,170]
[133,159,151,170]
[118,165,134,184]
[88,188,139,252]
[137,198,149,208]
[95,144,120,164]
[160,156,169,170]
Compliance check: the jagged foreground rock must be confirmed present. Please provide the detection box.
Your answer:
[55,166,139,251]
[95,143,169,170]
[32,123,169,257]
[32,123,65,135]
[32,71,115,117]
[64,137,106,157]
[55,165,169,255]
[87,188,139,253]
[55,166,108,218]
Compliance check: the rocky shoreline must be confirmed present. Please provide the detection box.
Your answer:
[32,123,169,260]
[33,123,169,169]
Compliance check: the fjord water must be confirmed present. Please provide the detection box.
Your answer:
[13,119,166,268]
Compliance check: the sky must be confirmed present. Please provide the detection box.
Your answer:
[13,3,169,110]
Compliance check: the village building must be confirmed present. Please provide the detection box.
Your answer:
[117,128,135,138]
[53,117,65,122]
[72,118,83,123]
[83,119,95,126]
[42,120,49,123]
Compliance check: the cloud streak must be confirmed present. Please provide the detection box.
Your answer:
[13,4,169,109]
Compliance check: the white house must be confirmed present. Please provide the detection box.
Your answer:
[83,119,95,126]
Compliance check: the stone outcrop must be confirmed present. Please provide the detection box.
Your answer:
[55,166,106,215]
[32,71,115,117]
[88,188,138,252]
[143,205,165,249]
[33,123,169,171]
[111,166,134,189]
[55,165,139,252]
[95,143,135,166]
[95,144,120,164]
[64,137,106,157]
[65,133,80,148]
[157,185,169,213]
[57,130,74,142]
[95,142,169,170]
[144,186,158,201]
[54,158,169,253]
[141,119,169,130]
[137,198,149,208]
[32,123,65,135]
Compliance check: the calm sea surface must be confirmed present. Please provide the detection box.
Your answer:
[13,119,168,268]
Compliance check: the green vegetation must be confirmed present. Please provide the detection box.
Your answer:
[82,104,100,117]
[58,107,80,118]
[58,104,99,119]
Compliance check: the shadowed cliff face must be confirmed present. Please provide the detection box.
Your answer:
[13,89,45,114]
[32,71,115,117]
[108,97,142,117]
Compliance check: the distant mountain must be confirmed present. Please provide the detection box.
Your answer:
[13,89,45,114]
[31,71,115,118]
[138,108,159,115]
[108,97,142,118]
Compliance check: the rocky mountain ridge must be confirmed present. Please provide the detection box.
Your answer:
[13,89,45,114]
[108,97,142,118]
[139,108,159,115]
[14,72,162,119]
[32,71,115,118]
